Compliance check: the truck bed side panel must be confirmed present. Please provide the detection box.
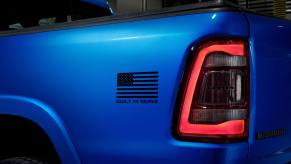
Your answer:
[0,11,249,163]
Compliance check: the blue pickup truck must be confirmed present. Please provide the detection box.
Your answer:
[0,0,290,163]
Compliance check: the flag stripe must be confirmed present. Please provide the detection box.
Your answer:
[117,92,158,94]
[133,80,158,82]
[117,88,158,91]
[130,72,158,75]
[118,84,158,86]
[133,76,159,78]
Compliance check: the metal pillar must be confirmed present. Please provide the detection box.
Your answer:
[142,0,147,12]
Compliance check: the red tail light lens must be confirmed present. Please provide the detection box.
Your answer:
[178,40,248,141]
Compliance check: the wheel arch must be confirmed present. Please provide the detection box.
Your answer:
[0,95,80,164]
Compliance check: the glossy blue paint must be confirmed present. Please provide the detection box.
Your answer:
[82,0,109,8]
[246,13,291,164]
[0,9,289,163]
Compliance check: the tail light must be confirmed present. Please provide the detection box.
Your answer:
[177,40,249,141]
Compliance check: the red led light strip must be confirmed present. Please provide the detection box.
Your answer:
[179,42,245,136]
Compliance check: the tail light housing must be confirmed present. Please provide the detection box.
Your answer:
[177,40,249,141]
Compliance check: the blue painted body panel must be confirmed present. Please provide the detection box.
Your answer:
[0,9,290,163]
[246,13,291,164]
[82,0,109,8]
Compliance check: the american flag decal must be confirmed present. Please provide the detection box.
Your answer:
[116,72,159,99]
